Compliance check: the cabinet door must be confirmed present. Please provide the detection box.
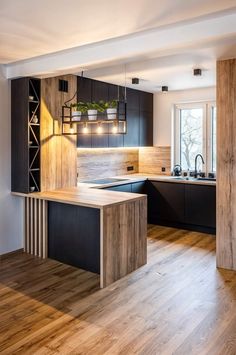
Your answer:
[131,182,146,193]
[91,80,109,148]
[108,83,124,147]
[147,181,185,224]
[77,76,92,148]
[105,184,132,192]
[124,108,140,147]
[185,185,216,228]
[139,110,153,146]
[139,91,153,111]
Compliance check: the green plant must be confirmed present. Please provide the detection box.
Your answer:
[99,100,118,110]
[86,101,105,112]
[70,102,87,114]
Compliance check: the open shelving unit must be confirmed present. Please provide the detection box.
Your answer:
[61,101,127,135]
[11,77,41,193]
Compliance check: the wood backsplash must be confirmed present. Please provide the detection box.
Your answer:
[77,146,171,181]
[77,148,139,181]
[139,147,171,175]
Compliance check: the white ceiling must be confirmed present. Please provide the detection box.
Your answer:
[2,0,236,91]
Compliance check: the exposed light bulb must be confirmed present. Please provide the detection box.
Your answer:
[112,124,118,134]
[83,124,88,134]
[70,125,75,134]
[97,124,103,134]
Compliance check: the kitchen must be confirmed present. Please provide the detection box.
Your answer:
[1,1,236,353]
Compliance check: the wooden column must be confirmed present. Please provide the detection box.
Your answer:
[41,74,77,191]
[216,59,236,270]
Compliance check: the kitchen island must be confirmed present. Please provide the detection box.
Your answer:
[13,186,147,288]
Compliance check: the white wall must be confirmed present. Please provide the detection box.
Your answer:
[0,65,23,255]
[153,87,216,146]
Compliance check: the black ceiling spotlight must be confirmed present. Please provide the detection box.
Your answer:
[132,78,139,84]
[161,86,168,92]
[193,68,202,76]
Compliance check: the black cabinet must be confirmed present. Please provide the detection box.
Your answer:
[77,77,92,148]
[147,181,185,224]
[76,77,153,148]
[131,181,146,193]
[146,181,216,233]
[139,110,153,147]
[11,77,41,193]
[104,184,132,192]
[124,108,140,147]
[185,185,216,228]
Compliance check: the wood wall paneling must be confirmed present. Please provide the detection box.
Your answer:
[216,59,236,270]
[41,75,77,191]
[77,148,139,181]
[139,146,171,175]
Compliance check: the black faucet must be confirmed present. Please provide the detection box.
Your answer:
[194,154,205,178]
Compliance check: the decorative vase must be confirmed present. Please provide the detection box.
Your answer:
[32,116,38,124]
[88,109,97,121]
[107,108,117,120]
[72,110,81,121]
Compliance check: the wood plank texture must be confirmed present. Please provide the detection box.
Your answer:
[216,59,236,270]
[41,75,77,191]
[1,226,236,354]
[77,148,139,181]
[139,146,171,175]
[24,197,48,258]
[101,197,147,287]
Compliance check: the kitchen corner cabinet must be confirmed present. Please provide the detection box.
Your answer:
[77,76,153,148]
[11,77,41,193]
[146,181,216,234]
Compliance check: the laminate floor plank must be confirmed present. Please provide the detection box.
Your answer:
[1,225,236,354]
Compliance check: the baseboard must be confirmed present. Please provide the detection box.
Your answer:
[0,248,24,260]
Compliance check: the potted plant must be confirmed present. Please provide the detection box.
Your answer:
[71,102,87,121]
[105,100,118,120]
[87,102,103,120]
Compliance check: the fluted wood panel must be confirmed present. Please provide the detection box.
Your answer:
[216,59,236,270]
[139,146,171,175]
[77,148,139,181]
[24,197,48,258]
[41,75,77,191]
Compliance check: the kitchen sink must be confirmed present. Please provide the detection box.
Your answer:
[82,178,129,184]
[197,177,216,181]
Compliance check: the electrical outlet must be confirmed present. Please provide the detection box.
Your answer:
[161,167,166,172]
[127,166,134,171]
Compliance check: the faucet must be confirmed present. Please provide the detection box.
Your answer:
[194,154,205,178]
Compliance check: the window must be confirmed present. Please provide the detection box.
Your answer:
[174,102,216,173]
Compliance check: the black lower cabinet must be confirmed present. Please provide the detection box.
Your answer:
[146,181,185,225]
[48,202,100,273]
[185,184,216,229]
[131,181,146,193]
[104,183,132,192]
[146,181,216,233]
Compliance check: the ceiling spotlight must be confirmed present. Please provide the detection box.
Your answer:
[193,68,202,76]
[161,86,168,92]
[132,78,139,84]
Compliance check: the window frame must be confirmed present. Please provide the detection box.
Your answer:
[173,101,216,174]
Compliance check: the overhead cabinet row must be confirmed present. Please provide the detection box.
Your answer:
[77,76,153,148]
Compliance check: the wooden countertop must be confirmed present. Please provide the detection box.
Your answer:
[13,186,146,209]
[12,173,215,208]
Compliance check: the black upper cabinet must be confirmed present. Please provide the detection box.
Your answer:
[139,110,153,146]
[124,108,140,147]
[76,76,153,148]
[108,84,124,147]
[91,80,109,148]
[77,76,92,148]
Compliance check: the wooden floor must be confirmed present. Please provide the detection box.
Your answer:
[1,226,236,355]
